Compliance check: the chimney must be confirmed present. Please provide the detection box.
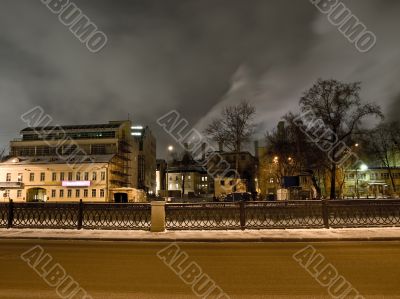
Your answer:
[201,143,206,160]
[218,141,223,152]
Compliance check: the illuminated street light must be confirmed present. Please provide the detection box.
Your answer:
[168,145,174,152]
[359,164,368,171]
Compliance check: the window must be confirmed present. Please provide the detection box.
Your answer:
[175,183,179,189]
[84,172,89,180]
[83,189,88,197]
[3,190,10,197]
[229,180,234,186]
[92,172,97,181]
[175,176,178,181]
[40,172,45,181]
[6,173,11,182]
[188,175,191,180]
[101,171,106,181]
[100,189,105,197]
[76,189,80,198]
[269,178,274,183]
[30,173,35,182]
[17,190,22,198]
[76,172,81,180]
[67,189,72,198]
[220,180,225,186]
[68,172,73,180]
[60,172,65,181]
[59,190,64,198]
[51,190,56,198]
[17,173,23,182]
[52,172,57,181]
[92,189,96,197]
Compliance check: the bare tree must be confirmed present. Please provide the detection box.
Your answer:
[204,101,256,174]
[300,79,382,199]
[266,114,331,199]
[363,122,398,193]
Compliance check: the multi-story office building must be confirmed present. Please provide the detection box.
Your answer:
[0,121,147,202]
[131,125,156,194]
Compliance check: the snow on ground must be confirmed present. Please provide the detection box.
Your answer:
[1,227,400,241]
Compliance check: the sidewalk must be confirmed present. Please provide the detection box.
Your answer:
[1,227,400,242]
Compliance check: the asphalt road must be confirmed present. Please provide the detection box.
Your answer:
[0,240,399,298]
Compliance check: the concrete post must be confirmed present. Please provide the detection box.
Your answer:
[151,201,166,232]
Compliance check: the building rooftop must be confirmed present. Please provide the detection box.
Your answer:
[0,155,115,165]
[20,122,125,133]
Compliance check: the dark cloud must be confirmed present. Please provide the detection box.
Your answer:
[0,0,399,156]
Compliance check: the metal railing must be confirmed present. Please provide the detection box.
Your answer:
[1,199,400,230]
[166,202,241,230]
[5,200,151,230]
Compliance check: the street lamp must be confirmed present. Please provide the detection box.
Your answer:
[165,146,174,200]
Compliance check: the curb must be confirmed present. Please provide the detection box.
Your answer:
[1,236,400,242]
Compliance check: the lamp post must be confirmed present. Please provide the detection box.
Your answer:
[165,146,174,200]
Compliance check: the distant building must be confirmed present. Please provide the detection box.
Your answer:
[131,125,156,194]
[0,121,147,202]
[206,149,258,196]
[343,167,400,198]
[166,165,212,197]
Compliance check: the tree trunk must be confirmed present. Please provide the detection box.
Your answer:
[181,174,185,198]
[388,168,397,193]
[311,174,321,199]
[330,162,336,199]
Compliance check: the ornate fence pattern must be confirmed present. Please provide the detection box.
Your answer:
[1,199,400,230]
[166,202,241,230]
[83,203,151,230]
[327,200,400,228]
[13,203,79,229]
[0,203,8,228]
[245,201,324,229]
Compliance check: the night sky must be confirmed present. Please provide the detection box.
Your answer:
[0,0,399,157]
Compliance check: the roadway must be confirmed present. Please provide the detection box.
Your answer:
[0,240,399,298]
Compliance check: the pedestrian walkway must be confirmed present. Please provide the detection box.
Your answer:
[1,227,400,242]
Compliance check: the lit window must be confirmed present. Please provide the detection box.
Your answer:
[40,173,45,182]
[269,178,274,183]
[17,173,23,182]
[6,173,11,182]
[175,184,179,189]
